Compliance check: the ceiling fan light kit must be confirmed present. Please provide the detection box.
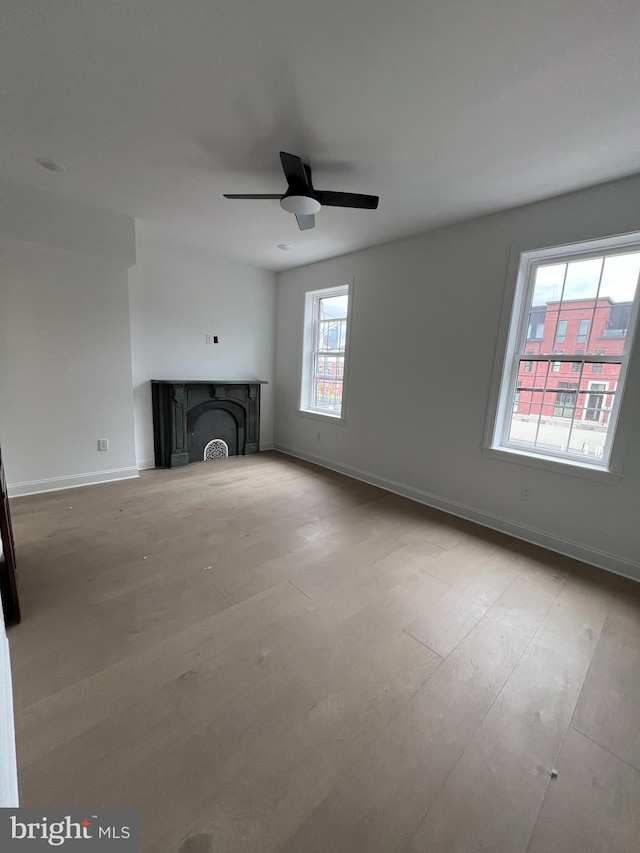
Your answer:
[224,151,379,231]
[280,194,321,216]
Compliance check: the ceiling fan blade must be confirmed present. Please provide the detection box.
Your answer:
[223,194,282,199]
[316,191,379,209]
[280,152,311,193]
[296,214,316,231]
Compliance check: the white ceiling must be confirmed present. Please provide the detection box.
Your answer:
[2,0,640,271]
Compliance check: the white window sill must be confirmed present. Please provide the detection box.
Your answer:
[298,408,346,424]
[482,445,623,484]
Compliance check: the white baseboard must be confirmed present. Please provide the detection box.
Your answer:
[137,458,156,471]
[8,466,139,498]
[275,443,640,584]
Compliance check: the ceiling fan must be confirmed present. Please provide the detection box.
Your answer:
[224,151,379,231]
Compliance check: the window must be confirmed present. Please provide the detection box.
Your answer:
[603,303,632,338]
[553,381,578,418]
[577,318,589,343]
[527,308,546,340]
[585,383,607,422]
[300,284,350,418]
[556,320,567,342]
[490,233,640,470]
[592,348,605,373]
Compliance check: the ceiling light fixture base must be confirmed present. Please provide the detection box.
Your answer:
[280,195,321,216]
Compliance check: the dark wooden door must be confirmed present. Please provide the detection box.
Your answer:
[0,443,20,627]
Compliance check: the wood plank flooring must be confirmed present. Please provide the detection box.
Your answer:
[7,451,640,852]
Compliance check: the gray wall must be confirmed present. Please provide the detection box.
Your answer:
[128,223,277,469]
[0,181,138,495]
[274,174,640,580]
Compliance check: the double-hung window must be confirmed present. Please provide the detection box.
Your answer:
[300,284,350,419]
[490,233,640,471]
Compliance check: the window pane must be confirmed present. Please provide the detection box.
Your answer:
[315,355,344,379]
[319,294,348,320]
[563,258,603,301]
[532,264,566,305]
[507,357,621,461]
[313,377,343,413]
[599,253,640,303]
[317,318,346,352]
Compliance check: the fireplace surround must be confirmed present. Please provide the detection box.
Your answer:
[151,380,266,468]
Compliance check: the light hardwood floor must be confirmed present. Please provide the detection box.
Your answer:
[7,452,640,852]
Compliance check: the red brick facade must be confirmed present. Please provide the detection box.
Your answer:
[515,297,628,425]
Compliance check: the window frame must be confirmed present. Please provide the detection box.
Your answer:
[299,283,351,422]
[484,232,640,480]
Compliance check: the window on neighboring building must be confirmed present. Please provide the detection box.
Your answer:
[577,318,589,342]
[603,303,632,338]
[584,383,607,422]
[300,284,350,418]
[489,234,640,470]
[554,381,578,418]
[592,348,605,374]
[527,307,546,340]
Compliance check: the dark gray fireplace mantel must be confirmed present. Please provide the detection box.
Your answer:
[151,380,267,468]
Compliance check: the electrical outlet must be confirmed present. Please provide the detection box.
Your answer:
[98,438,109,451]
[205,335,213,345]
[520,484,531,501]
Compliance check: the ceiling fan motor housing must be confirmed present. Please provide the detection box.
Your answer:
[280,193,321,216]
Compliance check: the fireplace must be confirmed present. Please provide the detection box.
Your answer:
[151,380,266,468]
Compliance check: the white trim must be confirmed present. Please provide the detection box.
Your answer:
[297,409,346,424]
[137,458,156,471]
[481,446,622,483]
[0,602,18,806]
[274,443,639,583]
[8,466,139,497]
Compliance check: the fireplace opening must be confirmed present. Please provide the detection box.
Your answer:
[187,401,246,463]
